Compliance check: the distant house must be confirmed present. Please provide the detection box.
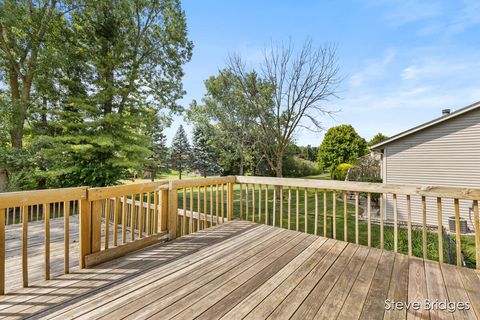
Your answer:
[371,101,480,231]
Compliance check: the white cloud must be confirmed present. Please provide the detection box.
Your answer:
[363,0,443,27]
[348,50,396,87]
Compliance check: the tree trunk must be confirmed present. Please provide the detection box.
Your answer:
[275,156,283,178]
[8,65,25,149]
[239,153,244,176]
[0,169,8,192]
[238,141,244,175]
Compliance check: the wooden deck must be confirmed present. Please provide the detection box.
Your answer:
[0,220,479,319]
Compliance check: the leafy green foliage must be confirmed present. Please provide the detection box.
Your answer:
[283,156,320,177]
[369,132,389,146]
[0,0,192,190]
[187,70,265,176]
[318,125,368,171]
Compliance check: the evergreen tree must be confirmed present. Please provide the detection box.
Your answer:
[191,126,222,178]
[144,114,168,181]
[170,125,190,179]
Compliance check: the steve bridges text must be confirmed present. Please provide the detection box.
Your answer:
[385,299,471,313]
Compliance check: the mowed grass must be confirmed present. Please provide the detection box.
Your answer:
[177,183,461,264]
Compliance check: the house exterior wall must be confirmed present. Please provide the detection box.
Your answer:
[382,108,480,230]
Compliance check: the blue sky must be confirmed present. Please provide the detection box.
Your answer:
[165,0,480,146]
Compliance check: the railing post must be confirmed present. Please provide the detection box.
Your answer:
[91,200,102,253]
[79,198,91,269]
[159,189,168,233]
[168,182,178,240]
[228,182,234,221]
[0,209,4,294]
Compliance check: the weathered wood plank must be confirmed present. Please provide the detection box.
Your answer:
[383,254,409,320]
[359,251,395,320]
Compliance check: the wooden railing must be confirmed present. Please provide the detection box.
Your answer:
[0,175,478,294]
[0,187,87,294]
[234,176,480,270]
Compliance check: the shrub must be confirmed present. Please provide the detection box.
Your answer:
[283,156,320,177]
[331,163,353,180]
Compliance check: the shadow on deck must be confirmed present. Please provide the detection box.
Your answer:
[0,220,479,319]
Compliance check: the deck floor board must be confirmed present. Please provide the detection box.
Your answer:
[0,220,477,320]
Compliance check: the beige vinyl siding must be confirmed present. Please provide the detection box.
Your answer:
[383,107,480,230]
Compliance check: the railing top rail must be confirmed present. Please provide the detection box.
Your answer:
[170,176,236,189]
[235,176,480,200]
[88,181,169,201]
[0,187,88,209]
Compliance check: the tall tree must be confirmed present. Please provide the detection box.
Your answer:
[187,71,261,175]
[0,0,65,149]
[318,124,368,170]
[191,126,221,178]
[144,113,168,181]
[228,39,341,177]
[38,0,193,187]
[170,125,190,179]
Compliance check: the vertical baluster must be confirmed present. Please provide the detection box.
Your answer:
[380,195,384,250]
[228,183,234,221]
[407,195,412,256]
[22,205,28,287]
[153,191,158,235]
[473,200,479,270]
[323,190,327,238]
[245,184,249,221]
[393,194,398,252]
[44,203,50,280]
[220,185,224,224]
[314,190,318,236]
[343,192,347,242]
[240,184,243,220]
[288,187,292,230]
[190,187,194,232]
[104,199,110,250]
[273,186,277,227]
[251,184,255,223]
[197,186,201,231]
[280,186,283,229]
[209,185,213,226]
[355,192,359,244]
[454,198,461,266]
[30,204,33,222]
[203,185,207,228]
[437,197,443,264]
[146,192,151,236]
[113,197,119,245]
[131,194,136,241]
[121,196,127,244]
[367,193,371,247]
[64,201,70,274]
[333,191,336,239]
[296,187,299,232]
[182,188,187,236]
[13,207,16,224]
[265,185,269,225]
[304,189,308,233]
[6,208,9,225]
[139,193,144,238]
[258,185,262,224]
[215,184,219,224]
[422,196,427,260]
[36,204,39,221]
